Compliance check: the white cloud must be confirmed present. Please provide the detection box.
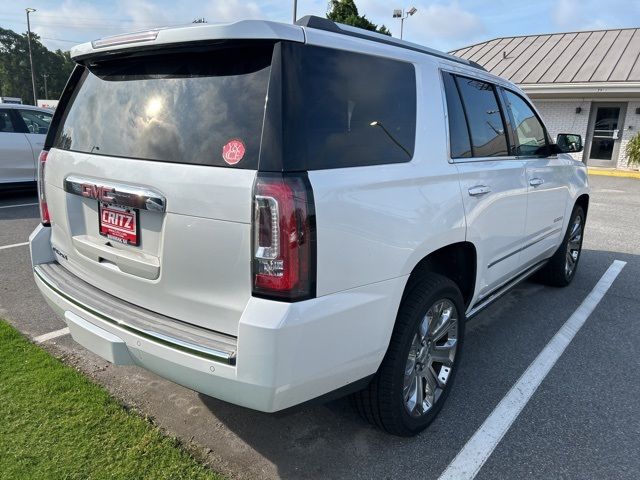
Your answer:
[329,0,485,50]
[414,2,484,40]
[21,0,482,53]
[25,0,273,51]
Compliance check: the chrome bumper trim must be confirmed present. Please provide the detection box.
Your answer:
[34,263,236,365]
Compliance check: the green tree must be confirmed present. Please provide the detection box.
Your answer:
[0,27,75,104]
[327,0,391,36]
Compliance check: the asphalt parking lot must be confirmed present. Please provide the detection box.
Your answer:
[1,175,639,480]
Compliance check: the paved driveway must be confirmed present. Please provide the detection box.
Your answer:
[1,175,639,479]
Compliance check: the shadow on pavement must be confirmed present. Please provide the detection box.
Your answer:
[196,248,639,480]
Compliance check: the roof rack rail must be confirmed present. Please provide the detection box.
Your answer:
[295,15,486,71]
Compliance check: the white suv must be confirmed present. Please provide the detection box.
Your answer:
[30,17,589,436]
[1,104,52,186]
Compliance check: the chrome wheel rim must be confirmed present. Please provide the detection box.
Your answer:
[404,299,458,418]
[565,214,583,278]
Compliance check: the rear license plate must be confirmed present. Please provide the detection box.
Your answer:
[99,204,139,246]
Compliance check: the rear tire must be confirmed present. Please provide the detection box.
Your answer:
[536,205,585,287]
[352,273,465,436]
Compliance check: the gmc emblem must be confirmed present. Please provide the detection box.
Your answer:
[81,184,116,203]
[64,175,166,212]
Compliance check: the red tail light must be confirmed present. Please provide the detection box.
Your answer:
[37,150,50,225]
[252,173,316,301]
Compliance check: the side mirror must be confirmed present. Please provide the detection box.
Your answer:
[555,133,583,153]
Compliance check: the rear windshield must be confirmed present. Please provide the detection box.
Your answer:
[54,42,273,169]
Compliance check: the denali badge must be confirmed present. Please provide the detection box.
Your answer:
[63,175,166,212]
[52,246,68,260]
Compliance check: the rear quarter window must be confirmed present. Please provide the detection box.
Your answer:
[281,44,417,170]
[54,42,274,169]
[454,75,508,158]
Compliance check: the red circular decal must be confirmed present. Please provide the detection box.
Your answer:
[222,139,246,165]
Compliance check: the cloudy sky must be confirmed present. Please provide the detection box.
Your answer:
[2,0,640,53]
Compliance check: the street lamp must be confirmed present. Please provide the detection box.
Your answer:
[25,8,37,106]
[392,7,417,40]
[42,73,49,99]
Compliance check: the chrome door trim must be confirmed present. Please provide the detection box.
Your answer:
[468,185,492,196]
[64,175,166,212]
[487,226,562,269]
[467,259,547,318]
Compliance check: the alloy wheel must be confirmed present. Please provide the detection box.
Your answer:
[403,299,459,418]
[565,214,583,278]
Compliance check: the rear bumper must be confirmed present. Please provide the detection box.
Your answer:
[30,224,406,412]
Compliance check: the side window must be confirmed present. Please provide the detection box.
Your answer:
[0,110,16,133]
[18,109,52,135]
[442,72,471,158]
[455,75,509,157]
[283,44,417,170]
[502,90,547,156]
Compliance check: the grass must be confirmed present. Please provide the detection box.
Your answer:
[0,320,222,480]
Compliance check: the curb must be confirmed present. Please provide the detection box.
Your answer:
[588,168,640,179]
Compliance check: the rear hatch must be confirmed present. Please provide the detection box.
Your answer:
[44,41,277,336]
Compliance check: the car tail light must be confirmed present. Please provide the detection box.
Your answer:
[37,150,50,226]
[252,173,316,301]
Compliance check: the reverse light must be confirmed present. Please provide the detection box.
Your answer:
[252,173,316,301]
[37,150,50,226]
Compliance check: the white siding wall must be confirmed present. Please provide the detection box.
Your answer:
[532,100,591,162]
[618,101,640,169]
[531,98,640,169]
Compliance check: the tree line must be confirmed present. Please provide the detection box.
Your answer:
[0,27,75,104]
[328,0,391,35]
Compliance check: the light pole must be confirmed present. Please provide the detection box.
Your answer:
[292,0,297,23]
[25,8,37,105]
[392,7,417,40]
[42,73,49,99]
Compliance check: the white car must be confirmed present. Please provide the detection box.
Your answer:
[0,104,52,186]
[30,17,589,436]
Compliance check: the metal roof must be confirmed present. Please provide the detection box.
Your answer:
[451,28,640,84]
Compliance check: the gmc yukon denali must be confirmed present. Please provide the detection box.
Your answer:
[30,16,589,436]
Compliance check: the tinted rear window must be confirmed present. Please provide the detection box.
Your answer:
[455,75,508,158]
[442,72,472,158]
[281,44,416,170]
[54,43,273,168]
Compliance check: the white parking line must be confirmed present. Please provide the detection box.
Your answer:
[34,327,70,344]
[0,241,29,251]
[0,202,38,209]
[438,259,627,480]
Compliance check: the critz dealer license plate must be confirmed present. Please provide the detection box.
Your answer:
[99,203,139,246]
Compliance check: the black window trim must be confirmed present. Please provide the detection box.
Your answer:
[499,86,552,159]
[440,69,518,163]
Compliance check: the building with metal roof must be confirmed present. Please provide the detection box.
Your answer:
[452,28,640,170]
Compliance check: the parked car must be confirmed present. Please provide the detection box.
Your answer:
[1,104,52,187]
[29,17,589,436]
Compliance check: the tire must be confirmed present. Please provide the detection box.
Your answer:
[536,205,585,287]
[352,273,465,436]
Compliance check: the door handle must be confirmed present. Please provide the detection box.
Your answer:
[529,178,544,187]
[468,185,491,196]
